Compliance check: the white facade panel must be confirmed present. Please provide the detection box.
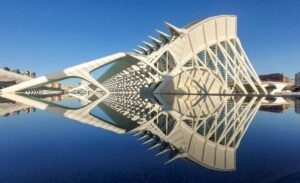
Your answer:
[204,19,217,45]
[216,17,227,40]
[226,17,237,38]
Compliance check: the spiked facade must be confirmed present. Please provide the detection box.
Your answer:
[102,15,267,94]
[1,15,267,95]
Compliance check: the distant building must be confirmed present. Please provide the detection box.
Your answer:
[11,69,20,74]
[295,72,300,87]
[43,94,74,102]
[259,73,290,83]
[24,71,30,77]
[289,78,295,85]
[0,67,37,88]
[46,82,62,89]
[61,85,75,91]
[3,67,10,71]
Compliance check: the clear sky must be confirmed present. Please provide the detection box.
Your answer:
[0,0,299,77]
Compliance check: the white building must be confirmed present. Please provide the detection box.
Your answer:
[1,15,267,95]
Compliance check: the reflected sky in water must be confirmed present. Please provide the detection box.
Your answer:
[0,93,300,183]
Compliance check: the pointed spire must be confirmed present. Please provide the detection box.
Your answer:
[138,45,148,55]
[164,149,186,165]
[133,131,143,137]
[155,143,170,156]
[156,30,171,44]
[155,148,170,156]
[142,137,154,144]
[138,135,148,141]
[164,22,184,37]
[143,41,155,53]
[133,49,142,54]
[164,153,182,165]
[148,36,161,49]
[148,141,162,150]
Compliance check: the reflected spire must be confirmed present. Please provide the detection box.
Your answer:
[1,92,268,171]
[101,93,265,171]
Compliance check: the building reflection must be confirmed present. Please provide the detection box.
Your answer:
[42,94,75,102]
[101,94,264,171]
[295,98,300,115]
[260,97,294,113]
[1,93,269,171]
[0,96,35,117]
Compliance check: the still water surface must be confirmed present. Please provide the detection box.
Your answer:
[0,94,300,183]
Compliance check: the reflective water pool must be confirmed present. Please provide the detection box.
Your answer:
[0,93,300,183]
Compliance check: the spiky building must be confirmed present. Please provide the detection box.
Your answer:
[1,15,267,95]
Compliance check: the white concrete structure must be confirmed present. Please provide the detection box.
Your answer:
[1,15,267,95]
[262,82,293,94]
[1,53,128,93]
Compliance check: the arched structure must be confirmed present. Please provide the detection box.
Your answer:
[100,93,264,171]
[1,15,267,95]
[100,15,267,94]
[262,82,293,95]
[2,92,264,171]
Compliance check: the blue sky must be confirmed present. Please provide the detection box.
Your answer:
[0,0,299,77]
